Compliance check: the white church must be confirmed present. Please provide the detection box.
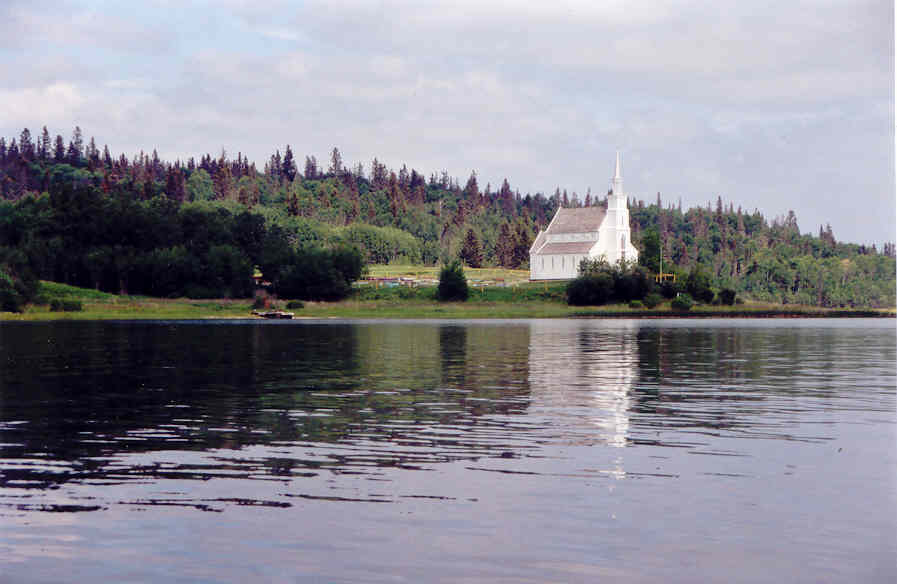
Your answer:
[529,153,639,280]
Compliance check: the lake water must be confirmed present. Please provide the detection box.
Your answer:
[1,318,894,583]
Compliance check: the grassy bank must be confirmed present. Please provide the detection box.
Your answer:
[1,280,892,321]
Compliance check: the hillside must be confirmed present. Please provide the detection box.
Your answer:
[1,126,894,308]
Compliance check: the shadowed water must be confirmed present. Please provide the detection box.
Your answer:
[1,319,894,583]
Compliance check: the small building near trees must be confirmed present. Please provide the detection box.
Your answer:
[530,153,639,280]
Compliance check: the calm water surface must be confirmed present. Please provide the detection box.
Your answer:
[1,319,894,583]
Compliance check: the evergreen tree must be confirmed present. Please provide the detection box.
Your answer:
[304,155,318,180]
[53,135,65,162]
[328,147,342,176]
[459,229,483,268]
[282,145,297,181]
[18,128,33,161]
[39,126,51,161]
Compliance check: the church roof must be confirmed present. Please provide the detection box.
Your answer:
[530,206,608,256]
[545,206,607,234]
[538,242,596,254]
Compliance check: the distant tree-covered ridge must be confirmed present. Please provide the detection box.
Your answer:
[0,126,893,307]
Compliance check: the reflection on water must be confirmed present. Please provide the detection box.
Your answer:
[529,320,637,449]
[1,319,895,583]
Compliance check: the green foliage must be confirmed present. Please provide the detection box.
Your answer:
[639,228,661,273]
[719,288,737,305]
[286,300,304,309]
[686,265,714,303]
[49,298,82,311]
[0,249,38,312]
[438,260,469,301]
[272,246,364,301]
[671,293,694,311]
[628,300,643,309]
[334,223,421,264]
[1,127,893,308]
[643,292,663,308]
[570,258,655,305]
[459,229,483,268]
[186,169,215,201]
[566,274,613,306]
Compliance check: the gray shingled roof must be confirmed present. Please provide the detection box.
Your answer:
[538,242,595,254]
[530,206,607,256]
[546,207,606,234]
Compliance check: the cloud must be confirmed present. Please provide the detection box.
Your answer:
[0,0,892,244]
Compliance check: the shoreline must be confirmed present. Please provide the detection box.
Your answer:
[2,301,893,322]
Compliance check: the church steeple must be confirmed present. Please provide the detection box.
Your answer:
[611,151,624,199]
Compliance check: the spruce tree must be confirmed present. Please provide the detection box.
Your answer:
[459,229,483,268]
[282,145,297,181]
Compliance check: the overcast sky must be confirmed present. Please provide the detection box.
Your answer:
[1,0,893,244]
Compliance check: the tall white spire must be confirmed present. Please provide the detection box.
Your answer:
[611,151,624,197]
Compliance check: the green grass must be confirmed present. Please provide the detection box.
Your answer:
[1,280,892,321]
[364,264,531,284]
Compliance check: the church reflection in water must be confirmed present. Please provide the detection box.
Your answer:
[527,320,639,450]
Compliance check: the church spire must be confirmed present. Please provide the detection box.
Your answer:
[611,151,624,197]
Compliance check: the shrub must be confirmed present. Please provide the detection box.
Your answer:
[643,293,663,308]
[686,266,714,303]
[719,288,737,305]
[286,300,304,309]
[272,246,364,301]
[49,299,63,311]
[566,274,614,306]
[62,300,82,312]
[660,280,683,299]
[671,293,694,311]
[628,300,643,309]
[437,260,469,301]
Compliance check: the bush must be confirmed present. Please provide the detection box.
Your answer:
[686,266,714,303]
[437,260,469,301]
[50,299,82,312]
[272,246,364,301]
[671,293,694,311]
[628,300,643,309]
[660,280,683,299]
[62,300,82,312]
[719,288,737,305]
[286,300,304,309]
[566,273,614,306]
[643,293,663,308]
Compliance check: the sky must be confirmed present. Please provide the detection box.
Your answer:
[1,0,894,245]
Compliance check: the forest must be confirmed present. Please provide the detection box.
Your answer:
[0,125,894,310]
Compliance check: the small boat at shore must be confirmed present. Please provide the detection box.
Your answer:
[251,310,294,319]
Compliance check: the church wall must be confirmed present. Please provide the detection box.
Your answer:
[530,253,584,280]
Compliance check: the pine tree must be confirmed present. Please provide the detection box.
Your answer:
[304,155,318,180]
[460,229,483,268]
[328,147,342,176]
[495,223,514,267]
[39,126,50,160]
[54,135,65,162]
[282,145,297,182]
[19,128,33,161]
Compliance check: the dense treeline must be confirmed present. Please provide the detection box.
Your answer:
[630,198,895,307]
[0,125,894,308]
[0,180,362,309]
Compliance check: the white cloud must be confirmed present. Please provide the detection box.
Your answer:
[0,0,892,244]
